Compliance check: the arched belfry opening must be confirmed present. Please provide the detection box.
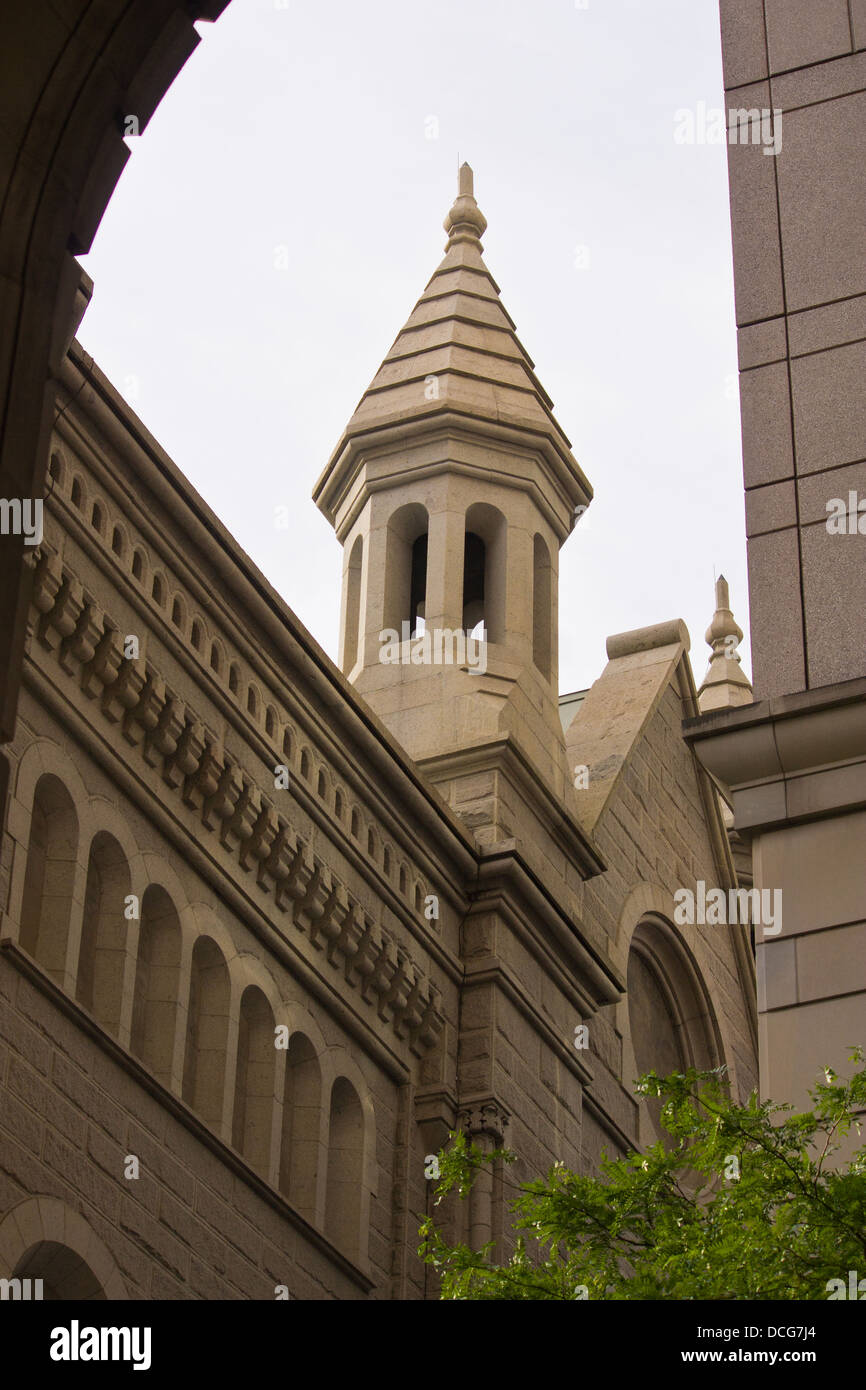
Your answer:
[342,535,363,674]
[383,502,428,637]
[532,533,552,681]
[464,503,505,644]
[462,532,486,638]
[409,534,427,636]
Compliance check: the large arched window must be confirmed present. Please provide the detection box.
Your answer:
[20,774,79,984]
[324,1077,364,1259]
[627,917,722,1148]
[75,831,131,1034]
[232,986,276,1175]
[182,936,230,1129]
[130,885,182,1089]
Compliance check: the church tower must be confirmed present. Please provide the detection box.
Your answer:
[314,166,595,845]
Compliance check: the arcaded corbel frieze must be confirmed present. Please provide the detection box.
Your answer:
[31,548,63,619]
[25,552,449,1057]
[101,654,145,724]
[164,713,206,791]
[354,920,385,1000]
[396,963,425,1040]
[279,837,316,911]
[263,821,300,906]
[247,803,280,888]
[368,932,398,1017]
[311,879,351,955]
[412,984,444,1056]
[382,944,411,1026]
[204,756,242,827]
[145,690,184,768]
[65,599,103,680]
[293,861,329,936]
[42,574,84,665]
[184,733,224,818]
[326,899,361,969]
[220,775,260,856]
[123,668,164,749]
[82,623,123,699]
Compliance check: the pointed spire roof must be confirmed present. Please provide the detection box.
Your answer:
[697,575,753,712]
[314,164,591,526]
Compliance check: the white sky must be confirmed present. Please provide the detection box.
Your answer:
[78,0,751,697]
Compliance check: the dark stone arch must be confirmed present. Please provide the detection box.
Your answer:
[232,985,276,1175]
[182,934,230,1128]
[0,2,231,747]
[130,883,182,1087]
[279,1032,322,1223]
[20,772,79,983]
[75,829,132,1034]
[324,1076,364,1260]
[14,1242,106,1301]
[627,915,724,1148]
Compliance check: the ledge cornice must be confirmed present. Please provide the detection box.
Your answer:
[683,677,866,832]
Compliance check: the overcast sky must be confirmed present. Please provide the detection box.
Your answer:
[78,0,751,697]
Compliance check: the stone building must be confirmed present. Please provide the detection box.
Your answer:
[0,154,758,1297]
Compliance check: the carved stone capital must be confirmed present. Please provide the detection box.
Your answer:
[457,1098,510,1145]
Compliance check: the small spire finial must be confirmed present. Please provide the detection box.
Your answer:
[444,161,487,250]
[697,573,753,711]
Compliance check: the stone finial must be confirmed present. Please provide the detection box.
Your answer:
[443,161,487,250]
[697,574,753,712]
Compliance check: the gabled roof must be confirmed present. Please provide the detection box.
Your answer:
[565,620,696,836]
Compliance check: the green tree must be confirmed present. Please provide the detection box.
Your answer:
[418,1048,866,1300]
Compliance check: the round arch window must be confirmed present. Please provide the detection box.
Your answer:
[627,917,722,1148]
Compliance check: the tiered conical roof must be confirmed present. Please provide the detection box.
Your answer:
[315,164,591,522]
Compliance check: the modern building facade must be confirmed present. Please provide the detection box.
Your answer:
[687,0,866,1124]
